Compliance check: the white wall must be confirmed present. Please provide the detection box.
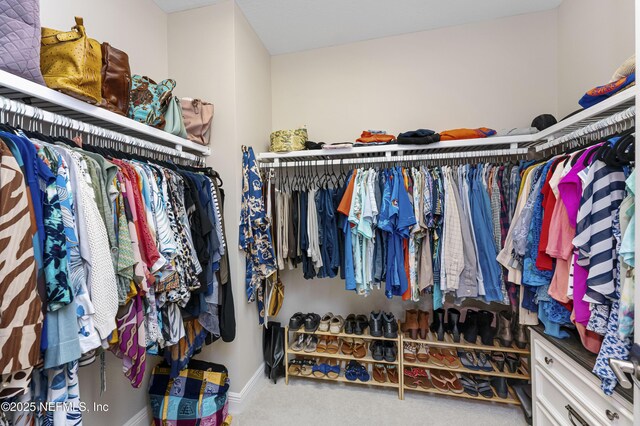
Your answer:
[40,0,169,79]
[168,0,272,394]
[557,0,635,117]
[272,11,559,143]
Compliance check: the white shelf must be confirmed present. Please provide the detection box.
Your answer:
[0,70,210,157]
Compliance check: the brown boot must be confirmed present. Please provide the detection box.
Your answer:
[418,310,429,340]
[403,309,419,339]
[497,310,514,348]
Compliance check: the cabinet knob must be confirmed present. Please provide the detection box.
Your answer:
[606,410,619,421]
[544,356,553,365]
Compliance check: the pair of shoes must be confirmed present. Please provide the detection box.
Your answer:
[403,367,432,390]
[402,342,429,363]
[345,360,369,382]
[289,312,322,333]
[495,310,529,348]
[341,338,367,358]
[371,341,397,362]
[431,308,462,342]
[345,314,369,335]
[318,313,346,334]
[430,370,463,394]
[312,359,341,379]
[459,309,495,345]
[288,358,315,376]
[403,309,429,339]
[459,375,495,398]
[369,311,399,338]
[373,364,399,383]
[457,349,493,371]
[316,336,341,354]
[289,334,319,352]
[429,348,461,369]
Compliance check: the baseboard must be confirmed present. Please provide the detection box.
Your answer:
[227,362,266,414]
[122,407,149,426]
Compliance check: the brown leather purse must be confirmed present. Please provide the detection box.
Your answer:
[100,42,131,116]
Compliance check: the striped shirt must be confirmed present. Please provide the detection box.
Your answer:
[573,160,626,304]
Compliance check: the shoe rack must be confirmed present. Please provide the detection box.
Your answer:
[284,324,530,405]
[284,324,405,400]
[402,331,530,405]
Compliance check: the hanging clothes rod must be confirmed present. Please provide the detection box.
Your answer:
[535,106,636,152]
[259,147,530,168]
[0,95,205,163]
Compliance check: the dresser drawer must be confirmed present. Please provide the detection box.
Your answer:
[532,332,633,426]
[535,401,562,426]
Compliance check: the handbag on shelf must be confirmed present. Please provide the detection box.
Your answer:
[100,42,131,116]
[181,98,214,145]
[40,16,102,104]
[148,360,232,426]
[269,128,307,153]
[163,96,188,138]
[128,75,176,128]
[0,0,45,84]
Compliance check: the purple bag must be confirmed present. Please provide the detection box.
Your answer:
[0,0,45,84]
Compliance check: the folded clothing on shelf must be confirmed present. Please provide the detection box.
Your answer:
[440,127,496,140]
[397,129,440,145]
[495,127,539,137]
[322,142,354,149]
[355,130,396,144]
[579,71,635,109]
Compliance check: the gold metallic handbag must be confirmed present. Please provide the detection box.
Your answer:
[269,128,307,152]
[40,17,102,104]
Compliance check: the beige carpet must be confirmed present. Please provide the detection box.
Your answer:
[234,378,528,426]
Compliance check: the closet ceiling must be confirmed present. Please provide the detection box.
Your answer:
[154,0,563,54]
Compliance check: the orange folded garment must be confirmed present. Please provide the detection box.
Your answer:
[440,127,496,141]
[356,131,396,143]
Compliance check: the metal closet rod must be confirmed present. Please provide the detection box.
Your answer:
[536,106,636,152]
[259,148,530,168]
[0,95,204,163]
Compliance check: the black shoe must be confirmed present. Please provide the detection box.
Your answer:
[270,324,285,384]
[304,313,321,332]
[288,312,304,331]
[478,310,495,346]
[369,311,383,337]
[506,353,520,374]
[355,315,368,335]
[463,310,478,344]
[344,314,356,334]
[431,308,445,341]
[446,308,461,343]
[371,341,384,361]
[383,342,397,362]
[491,377,509,399]
[382,312,398,338]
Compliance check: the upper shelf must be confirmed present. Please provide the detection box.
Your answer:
[258,86,637,163]
[0,70,210,157]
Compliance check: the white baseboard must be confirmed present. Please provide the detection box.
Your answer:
[227,362,266,414]
[122,407,149,426]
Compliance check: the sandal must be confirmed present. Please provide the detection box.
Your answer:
[344,314,357,334]
[412,368,432,390]
[428,348,446,367]
[476,351,494,372]
[288,358,302,375]
[326,359,341,379]
[319,312,334,332]
[300,359,315,376]
[506,353,520,373]
[312,361,329,378]
[330,315,345,334]
[416,343,429,363]
[460,375,479,396]
[326,336,341,354]
[290,333,305,352]
[386,365,399,384]
[441,348,461,369]
[440,371,463,394]
[303,335,318,353]
[492,352,506,372]
[373,364,387,383]
[341,338,354,355]
[430,371,449,392]
[403,342,417,363]
[316,336,328,353]
[345,360,359,381]
[357,363,370,382]
[457,349,478,370]
[476,378,495,398]
[403,367,419,388]
[352,339,367,359]
[288,312,305,331]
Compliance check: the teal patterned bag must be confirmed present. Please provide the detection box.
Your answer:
[128,75,176,128]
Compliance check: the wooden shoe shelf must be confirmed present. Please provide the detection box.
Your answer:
[285,324,405,399]
[284,323,530,405]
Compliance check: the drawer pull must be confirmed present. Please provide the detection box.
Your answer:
[544,356,553,365]
[566,404,589,426]
[605,410,619,421]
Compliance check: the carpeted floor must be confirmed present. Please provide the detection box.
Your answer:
[234,378,528,426]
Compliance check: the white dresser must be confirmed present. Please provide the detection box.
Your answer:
[531,328,634,425]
